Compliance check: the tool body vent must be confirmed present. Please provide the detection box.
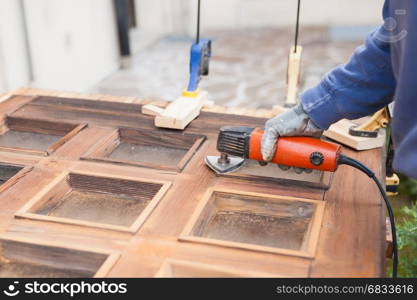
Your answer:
[216,126,253,158]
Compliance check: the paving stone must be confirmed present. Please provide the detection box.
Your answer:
[92,26,365,109]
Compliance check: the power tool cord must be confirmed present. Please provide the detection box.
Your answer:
[196,0,201,44]
[338,154,398,278]
[294,0,301,53]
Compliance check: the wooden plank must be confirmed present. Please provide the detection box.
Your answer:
[324,119,386,150]
[10,99,267,136]
[285,46,302,107]
[176,136,206,171]
[54,126,118,160]
[0,95,37,116]
[141,104,164,116]
[46,123,87,154]
[310,147,385,277]
[0,146,47,157]
[154,91,208,130]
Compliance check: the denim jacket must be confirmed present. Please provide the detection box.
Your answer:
[301,0,417,178]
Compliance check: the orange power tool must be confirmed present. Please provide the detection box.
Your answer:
[204,125,399,279]
[205,126,341,174]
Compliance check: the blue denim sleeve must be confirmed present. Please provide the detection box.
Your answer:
[300,26,396,130]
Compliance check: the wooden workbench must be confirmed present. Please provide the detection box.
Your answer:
[0,88,386,277]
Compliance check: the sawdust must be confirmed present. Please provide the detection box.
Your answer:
[0,131,61,151]
[203,210,311,250]
[36,190,151,227]
[108,142,187,166]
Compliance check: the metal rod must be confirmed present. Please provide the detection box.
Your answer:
[196,0,201,44]
[294,0,301,53]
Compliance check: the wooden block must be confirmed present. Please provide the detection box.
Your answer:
[285,46,303,107]
[142,100,214,118]
[141,104,164,117]
[155,91,208,130]
[323,119,386,150]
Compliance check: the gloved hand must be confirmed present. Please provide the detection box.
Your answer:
[261,103,323,164]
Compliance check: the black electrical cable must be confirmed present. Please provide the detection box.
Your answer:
[196,0,201,44]
[338,154,398,278]
[294,0,301,53]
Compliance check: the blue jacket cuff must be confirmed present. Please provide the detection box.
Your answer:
[300,83,344,130]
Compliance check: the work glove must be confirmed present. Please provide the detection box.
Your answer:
[261,103,323,172]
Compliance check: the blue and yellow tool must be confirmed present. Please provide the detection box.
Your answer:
[182,0,211,98]
[184,39,211,97]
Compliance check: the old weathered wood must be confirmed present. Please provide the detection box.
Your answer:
[154,90,208,130]
[180,188,325,258]
[0,88,386,278]
[324,119,386,150]
[220,160,333,190]
[0,164,33,195]
[16,171,171,233]
[0,235,119,277]
[141,104,165,117]
[310,147,386,277]
[81,127,206,172]
[0,116,87,156]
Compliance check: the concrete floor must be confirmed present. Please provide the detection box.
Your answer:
[92,26,374,109]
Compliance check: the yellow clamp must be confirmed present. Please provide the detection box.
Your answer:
[182,89,200,98]
[386,173,400,196]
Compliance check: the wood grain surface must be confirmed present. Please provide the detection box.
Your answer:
[0,88,386,277]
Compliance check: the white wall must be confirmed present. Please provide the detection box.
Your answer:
[202,0,384,29]
[0,0,384,94]
[0,0,31,93]
[23,0,120,92]
[136,0,384,36]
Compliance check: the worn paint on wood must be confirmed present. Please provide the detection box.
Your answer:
[0,89,386,278]
[81,127,205,172]
[180,189,325,258]
[16,172,171,233]
[0,236,119,278]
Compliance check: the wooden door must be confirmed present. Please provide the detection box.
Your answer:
[0,89,385,277]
